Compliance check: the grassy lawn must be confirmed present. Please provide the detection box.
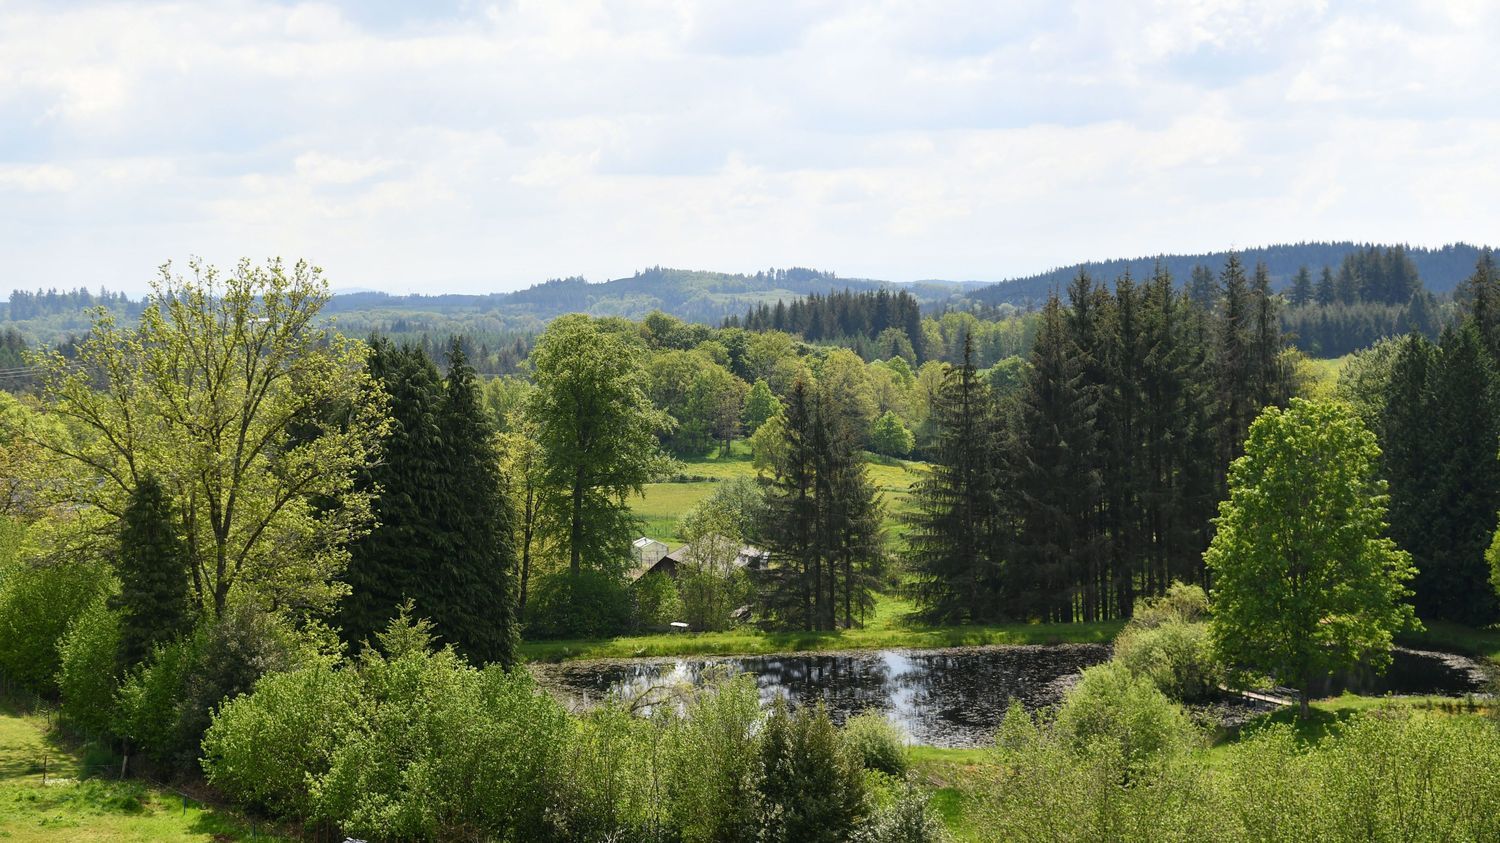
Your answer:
[0,701,283,842]
[520,588,1120,661]
[632,440,927,545]
[1399,620,1500,663]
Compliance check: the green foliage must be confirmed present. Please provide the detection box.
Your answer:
[202,661,360,818]
[742,378,782,434]
[343,339,518,666]
[207,610,569,841]
[0,554,110,692]
[31,258,389,618]
[631,572,684,629]
[757,700,867,843]
[855,776,951,843]
[661,675,764,843]
[112,474,192,669]
[1113,618,1222,702]
[526,569,633,639]
[870,411,914,457]
[527,313,671,578]
[1054,662,1198,769]
[57,592,123,736]
[1112,582,1222,701]
[1207,399,1418,712]
[116,603,306,774]
[841,711,909,776]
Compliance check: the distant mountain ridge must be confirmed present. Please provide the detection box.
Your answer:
[966,242,1491,307]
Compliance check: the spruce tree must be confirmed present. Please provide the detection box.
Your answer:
[1010,296,1102,622]
[907,335,1002,622]
[757,379,822,629]
[437,340,518,666]
[1382,333,1439,616]
[1290,266,1313,307]
[1315,266,1337,306]
[112,473,192,667]
[340,339,449,653]
[1420,324,1500,624]
[1215,254,1255,485]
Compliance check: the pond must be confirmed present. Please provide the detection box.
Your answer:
[535,644,1490,748]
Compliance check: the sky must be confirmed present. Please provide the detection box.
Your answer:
[2,0,1497,296]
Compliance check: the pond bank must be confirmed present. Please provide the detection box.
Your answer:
[518,619,1125,663]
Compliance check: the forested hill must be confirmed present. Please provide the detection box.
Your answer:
[968,242,1490,307]
[322,266,971,324]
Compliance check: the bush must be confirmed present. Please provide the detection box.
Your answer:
[632,572,684,630]
[208,610,571,841]
[661,675,763,842]
[202,661,360,818]
[0,557,110,692]
[57,593,123,736]
[526,569,632,639]
[855,776,950,843]
[1113,619,1223,701]
[1054,662,1198,770]
[116,603,305,774]
[841,711,909,776]
[757,700,867,842]
[1130,581,1209,628]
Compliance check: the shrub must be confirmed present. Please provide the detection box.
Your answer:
[526,569,632,639]
[1054,662,1198,770]
[632,572,684,630]
[57,593,123,736]
[0,557,110,692]
[1130,581,1209,628]
[1113,619,1223,701]
[661,674,763,843]
[757,700,867,842]
[202,661,360,818]
[855,776,950,843]
[977,703,1213,842]
[841,711,909,776]
[116,603,304,774]
[550,702,664,841]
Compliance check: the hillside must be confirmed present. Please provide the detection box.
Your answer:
[967,242,1490,306]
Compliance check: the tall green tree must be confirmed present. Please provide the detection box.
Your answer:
[1207,399,1417,717]
[1290,266,1313,307]
[436,341,518,666]
[907,336,1004,622]
[1010,296,1102,622]
[30,259,388,617]
[527,314,670,578]
[1315,266,1337,306]
[112,474,192,667]
[742,378,782,436]
[341,340,448,651]
[1380,333,1439,617]
[1420,324,1500,624]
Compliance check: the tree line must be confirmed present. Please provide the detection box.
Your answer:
[909,256,1295,623]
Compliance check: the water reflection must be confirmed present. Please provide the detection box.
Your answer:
[540,644,1109,748]
[537,644,1489,748]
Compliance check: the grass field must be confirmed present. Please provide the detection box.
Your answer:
[0,701,281,842]
[631,439,927,545]
[519,588,1121,661]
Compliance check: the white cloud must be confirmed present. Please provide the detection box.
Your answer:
[0,0,1496,294]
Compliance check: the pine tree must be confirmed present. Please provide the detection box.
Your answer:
[112,474,192,667]
[436,341,518,666]
[1420,323,1500,624]
[1215,254,1255,485]
[757,379,821,629]
[1010,296,1102,622]
[1315,266,1337,307]
[340,339,450,653]
[907,336,1003,622]
[1187,264,1219,311]
[1250,261,1292,410]
[1381,333,1439,616]
[1290,266,1313,307]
